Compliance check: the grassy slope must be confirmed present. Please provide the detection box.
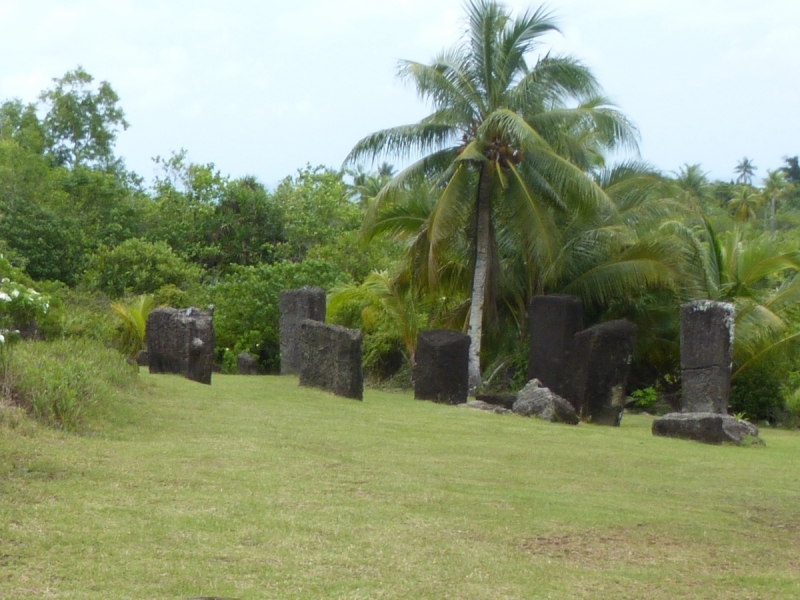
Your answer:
[1,373,799,599]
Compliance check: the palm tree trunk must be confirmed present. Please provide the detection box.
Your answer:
[467,165,493,391]
[770,194,776,241]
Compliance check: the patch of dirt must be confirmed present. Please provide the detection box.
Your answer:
[519,527,688,569]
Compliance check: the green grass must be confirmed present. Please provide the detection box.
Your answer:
[1,373,800,599]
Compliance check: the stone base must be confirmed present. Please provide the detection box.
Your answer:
[652,412,761,445]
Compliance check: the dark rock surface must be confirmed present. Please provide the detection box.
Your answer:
[474,393,517,410]
[237,352,260,375]
[146,307,215,385]
[513,379,579,424]
[462,400,514,415]
[299,320,363,400]
[680,301,734,414]
[652,412,761,445]
[527,294,583,399]
[568,319,636,426]
[279,286,326,375]
[136,350,149,367]
[414,329,470,405]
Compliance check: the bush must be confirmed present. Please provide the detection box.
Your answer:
[84,238,202,298]
[731,365,785,422]
[1,339,138,431]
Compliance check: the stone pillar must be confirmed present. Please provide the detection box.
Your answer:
[279,286,326,375]
[299,320,363,400]
[414,330,470,405]
[680,301,734,414]
[568,319,637,426]
[146,307,215,385]
[527,294,583,399]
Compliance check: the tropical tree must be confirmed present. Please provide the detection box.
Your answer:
[346,0,636,388]
[761,169,787,241]
[676,217,800,378]
[674,163,711,210]
[110,294,155,365]
[734,157,757,185]
[38,67,129,169]
[728,185,761,223]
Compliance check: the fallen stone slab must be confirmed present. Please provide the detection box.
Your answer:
[513,379,579,424]
[652,412,761,445]
[474,393,516,410]
[462,400,514,415]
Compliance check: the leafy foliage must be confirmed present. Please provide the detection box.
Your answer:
[84,238,201,298]
[211,259,351,371]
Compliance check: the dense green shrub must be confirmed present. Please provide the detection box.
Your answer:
[0,199,87,285]
[2,339,138,430]
[84,238,202,298]
[211,259,350,371]
[731,365,785,422]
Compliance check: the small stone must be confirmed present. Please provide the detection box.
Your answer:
[237,353,260,375]
[513,379,579,424]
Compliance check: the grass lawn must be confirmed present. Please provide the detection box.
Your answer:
[1,373,799,599]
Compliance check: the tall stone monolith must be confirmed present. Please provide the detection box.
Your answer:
[299,320,363,400]
[414,329,470,405]
[279,286,326,375]
[527,295,583,399]
[568,319,637,426]
[680,301,735,414]
[146,307,215,385]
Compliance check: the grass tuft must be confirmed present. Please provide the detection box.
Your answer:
[1,339,138,431]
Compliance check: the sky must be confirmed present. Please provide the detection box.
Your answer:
[1,0,798,187]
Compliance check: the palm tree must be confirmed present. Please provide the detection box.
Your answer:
[762,169,787,241]
[110,294,155,367]
[734,157,757,185]
[674,217,800,377]
[674,164,710,210]
[728,186,762,223]
[346,0,636,388]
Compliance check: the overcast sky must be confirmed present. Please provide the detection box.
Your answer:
[1,0,798,187]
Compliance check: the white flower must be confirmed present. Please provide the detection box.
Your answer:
[11,289,19,298]
[0,292,11,302]
[0,334,6,344]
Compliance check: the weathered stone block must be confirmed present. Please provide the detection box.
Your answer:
[652,412,760,445]
[146,307,215,385]
[568,319,637,426]
[279,286,326,375]
[527,295,583,399]
[237,352,260,375]
[299,320,363,400]
[680,301,734,414]
[513,379,579,424]
[463,400,513,415]
[474,393,517,410]
[414,329,470,405]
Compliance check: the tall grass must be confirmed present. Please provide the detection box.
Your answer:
[1,339,138,430]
